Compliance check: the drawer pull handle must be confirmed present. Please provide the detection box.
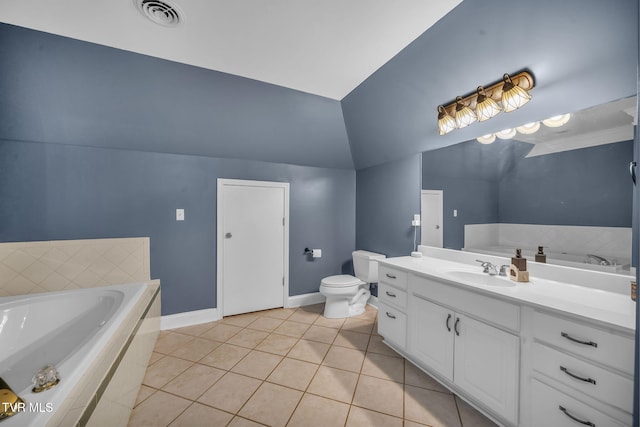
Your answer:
[446,314,452,332]
[561,332,598,348]
[558,405,595,426]
[385,291,397,297]
[386,273,397,279]
[560,366,596,385]
[386,312,396,319]
[454,317,460,336]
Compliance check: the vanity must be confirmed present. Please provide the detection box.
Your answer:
[377,246,636,427]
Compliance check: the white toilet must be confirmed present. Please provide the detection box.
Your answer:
[319,250,386,318]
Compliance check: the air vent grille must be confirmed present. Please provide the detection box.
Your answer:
[134,0,182,27]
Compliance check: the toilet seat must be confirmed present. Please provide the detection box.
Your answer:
[321,275,365,288]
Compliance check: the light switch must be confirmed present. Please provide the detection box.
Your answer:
[176,209,185,221]
[453,209,458,217]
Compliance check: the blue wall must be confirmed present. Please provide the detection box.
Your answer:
[0,139,355,315]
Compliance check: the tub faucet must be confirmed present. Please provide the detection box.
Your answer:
[585,254,611,266]
[476,260,498,276]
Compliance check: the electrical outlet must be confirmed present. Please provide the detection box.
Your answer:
[176,209,185,221]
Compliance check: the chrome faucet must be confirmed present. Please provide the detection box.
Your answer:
[476,259,498,276]
[585,254,611,266]
[499,265,510,276]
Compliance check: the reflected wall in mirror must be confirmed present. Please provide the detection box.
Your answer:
[421,96,636,275]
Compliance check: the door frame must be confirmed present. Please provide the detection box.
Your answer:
[216,178,290,316]
[421,189,443,248]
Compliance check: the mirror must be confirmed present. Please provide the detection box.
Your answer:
[421,96,636,275]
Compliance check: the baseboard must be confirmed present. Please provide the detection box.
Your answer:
[287,292,325,308]
[160,308,221,331]
[367,295,379,309]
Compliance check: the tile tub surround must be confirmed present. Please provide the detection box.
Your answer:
[0,237,150,297]
[129,304,496,427]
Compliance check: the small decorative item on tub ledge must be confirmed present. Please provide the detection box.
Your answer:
[0,378,24,419]
[632,280,637,302]
[32,365,60,393]
[510,248,529,282]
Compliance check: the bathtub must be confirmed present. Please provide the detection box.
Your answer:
[0,282,160,426]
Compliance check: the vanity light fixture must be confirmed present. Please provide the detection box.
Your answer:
[515,121,541,134]
[476,134,496,144]
[437,71,534,134]
[496,128,517,139]
[542,113,571,127]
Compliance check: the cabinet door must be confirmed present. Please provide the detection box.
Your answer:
[454,314,519,425]
[409,296,454,381]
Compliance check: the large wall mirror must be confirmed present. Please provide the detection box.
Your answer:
[421,96,637,276]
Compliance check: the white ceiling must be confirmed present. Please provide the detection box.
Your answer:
[0,0,461,100]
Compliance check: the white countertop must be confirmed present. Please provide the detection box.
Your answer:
[379,256,636,333]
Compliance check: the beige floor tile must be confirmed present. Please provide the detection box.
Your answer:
[287,339,331,364]
[169,337,222,362]
[287,393,350,427]
[404,361,450,394]
[254,333,299,355]
[168,402,234,427]
[148,351,165,366]
[273,320,311,337]
[372,321,381,336]
[228,416,266,427]
[307,365,358,403]
[134,385,155,407]
[367,335,402,358]
[246,316,284,332]
[142,355,193,389]
[128,390,191,426]
[351,306,378,322]
[221,313,261,327]
[197,372,262,413]
[322,346,365,373]
[345,406,403,427]
[262,307,296,319]
[352,375,404,418]
[404,385,461,427]
[342,318,374,334]
[333,330,371,351]
[403,421,430,427]
[154,332,194,355]
[302,325,339,344]
[199,343,251,370]
[303,303,326,313]
[455,395,498,426]
[238,382,302,427]
[162,363,226,400]
[288,310,320,324]
[227,329,270,349]
[267,357,319,390]
[172,322,217,337]
[313,316,345,329]
[200,323,243,342]
[231,350,283,380]
[361,352,404,383]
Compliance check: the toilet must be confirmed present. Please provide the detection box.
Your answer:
[319,250,386,318]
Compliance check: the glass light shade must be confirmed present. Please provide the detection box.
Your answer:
[542,113,571,127]
[516,121,540,134]
[437,105,457,135]
[454,97,477,128]
[476,133,496,144]
[501,74,532,112]
[475,87,501,121]
[496,128,516,139]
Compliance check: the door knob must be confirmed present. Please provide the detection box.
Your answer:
[225,232,232,239]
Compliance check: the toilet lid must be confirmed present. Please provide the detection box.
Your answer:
[321,275,364,287]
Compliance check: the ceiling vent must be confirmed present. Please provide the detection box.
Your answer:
[134,0,182,27]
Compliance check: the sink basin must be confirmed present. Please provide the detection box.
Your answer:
[445,270,516,287]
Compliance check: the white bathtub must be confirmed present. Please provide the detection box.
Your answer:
[0,283,158,426]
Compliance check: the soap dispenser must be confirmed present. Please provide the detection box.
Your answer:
[535,246,546,263]
[510,248,529,282]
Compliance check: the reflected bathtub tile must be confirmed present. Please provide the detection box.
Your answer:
[154,332,194,355]
[199,343,251,370]
[197,372,262,413]
[404,385,461,427]
[169,402,233,427]
[287,393,349,427]
[128,390,191,427]
[142,355,193,389]
[170,337,222,362]
[200,323,243,342]
[162,363,226,400]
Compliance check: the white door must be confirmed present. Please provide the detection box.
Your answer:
[421,190,443,247]
[217,179,289,316]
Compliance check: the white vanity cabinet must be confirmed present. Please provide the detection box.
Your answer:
[377,265,408,350]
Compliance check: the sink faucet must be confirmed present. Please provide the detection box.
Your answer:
[476,259,498,276]
[585,254,611,266]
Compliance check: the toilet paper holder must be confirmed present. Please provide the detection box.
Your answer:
[304,248,313,255]
[304,248,322,258]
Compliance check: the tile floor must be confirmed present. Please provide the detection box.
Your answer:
[129,303,498,427]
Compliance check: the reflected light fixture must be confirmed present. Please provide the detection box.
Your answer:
[515,121,541,134]
[542,113,571,127]
[475,86,502,121]
[437,105,457,135]
[476,134,496,144]
[496,128,517,139]
[454,96,477,128]
[501,73,532,112]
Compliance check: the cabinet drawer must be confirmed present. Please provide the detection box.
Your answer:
[532,343,633,413]
[378,266,408,290]
[531,379,629,427]
[378,302,407,349]
[379,282,407,309]
[533,311,634,375]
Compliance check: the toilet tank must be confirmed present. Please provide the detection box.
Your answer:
[352,250,386,283]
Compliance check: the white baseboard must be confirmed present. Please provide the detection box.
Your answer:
[367,295,379,309]
[160,308,221,331]
[286,292,325,308]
